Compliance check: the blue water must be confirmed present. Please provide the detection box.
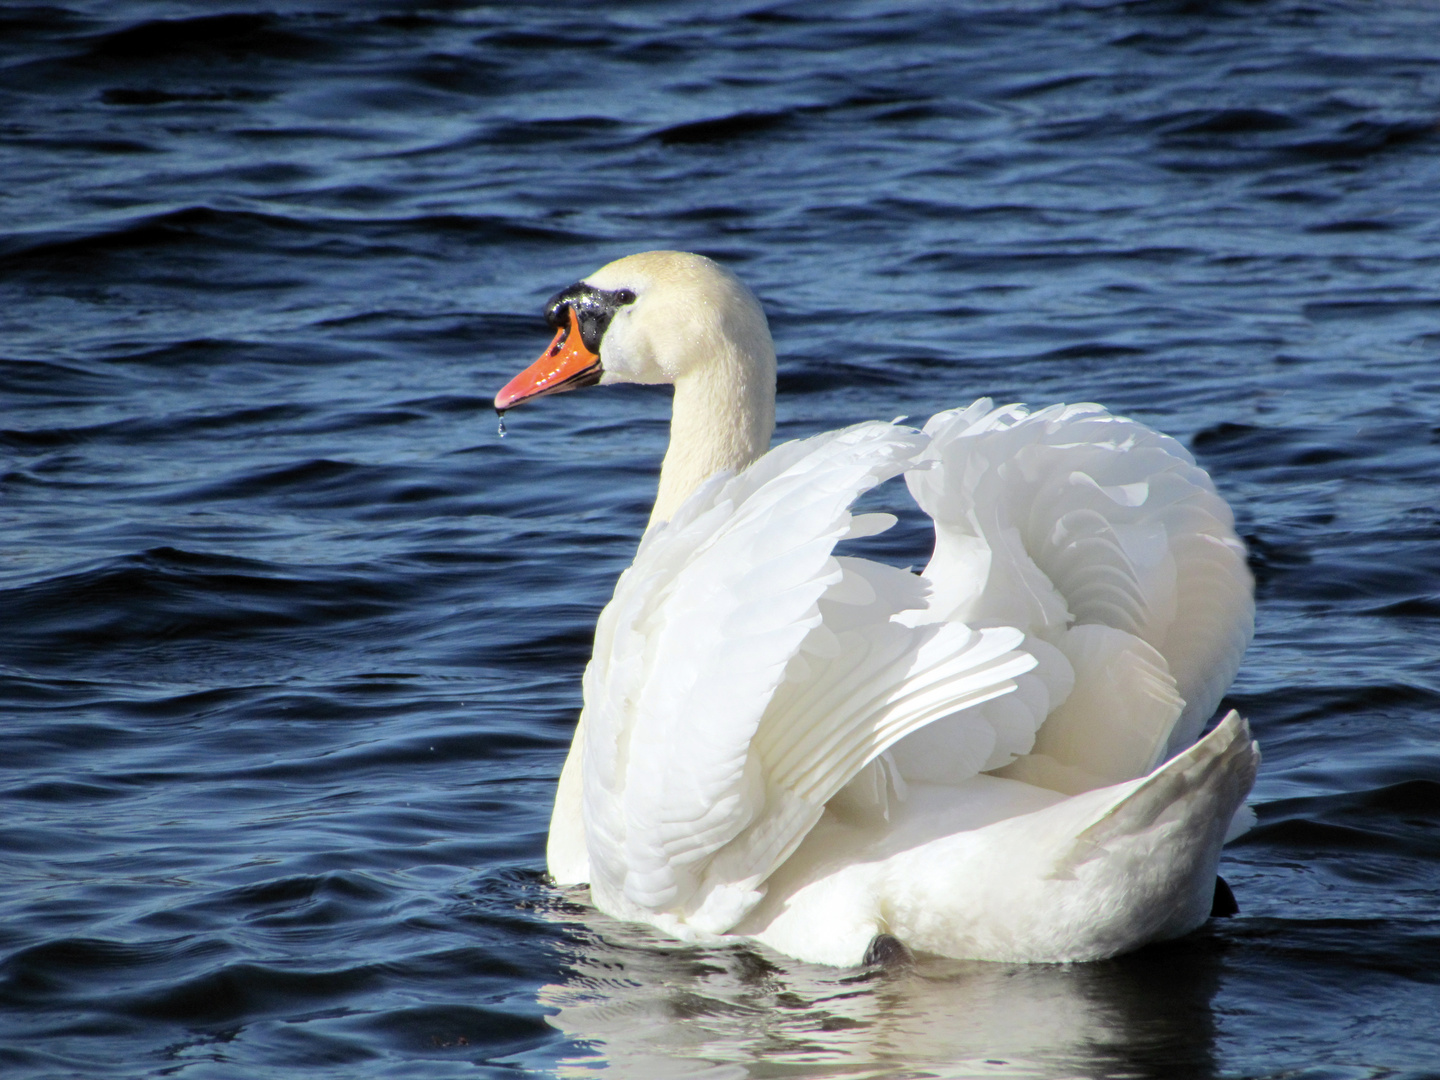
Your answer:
[2,2,1439,1076]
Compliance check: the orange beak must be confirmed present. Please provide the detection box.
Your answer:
[494,307,602,412]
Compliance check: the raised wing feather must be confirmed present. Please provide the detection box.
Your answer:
[580,421,1038,936]
[904,400,1253,787]
[583,423,919,925]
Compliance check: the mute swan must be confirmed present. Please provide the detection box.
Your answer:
[495,251,1257,967]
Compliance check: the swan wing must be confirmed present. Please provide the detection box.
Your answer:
[906,400,1253,790]
[581,421,1036,935]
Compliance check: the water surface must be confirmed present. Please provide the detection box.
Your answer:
[2,2,1439,1076]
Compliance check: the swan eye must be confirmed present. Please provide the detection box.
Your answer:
[614,289,636,305]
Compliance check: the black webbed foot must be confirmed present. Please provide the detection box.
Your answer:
[862,932,914,970]
[1211,874,1239,917]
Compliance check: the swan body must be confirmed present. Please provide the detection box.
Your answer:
[496,251,1257,966]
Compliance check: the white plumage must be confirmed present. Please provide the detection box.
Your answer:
[498,251,1257,966]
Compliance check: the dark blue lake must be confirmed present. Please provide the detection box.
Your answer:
[2,2,1439,1076]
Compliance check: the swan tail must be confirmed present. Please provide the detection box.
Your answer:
[880,712,1259,963]
[1053,710,1259,880]
[1039,709,1261,954]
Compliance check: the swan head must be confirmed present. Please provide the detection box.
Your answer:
[494,250,773,411]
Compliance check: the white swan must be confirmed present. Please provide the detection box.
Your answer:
[495,251,1257,966]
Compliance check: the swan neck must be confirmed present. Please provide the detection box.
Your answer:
[649,344,775,529]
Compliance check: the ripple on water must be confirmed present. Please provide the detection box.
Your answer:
[2,1,1440,1076]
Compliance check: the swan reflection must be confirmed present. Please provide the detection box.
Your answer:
[540,894,1223,1079]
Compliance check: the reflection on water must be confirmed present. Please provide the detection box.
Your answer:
[540,890,1221,1079]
